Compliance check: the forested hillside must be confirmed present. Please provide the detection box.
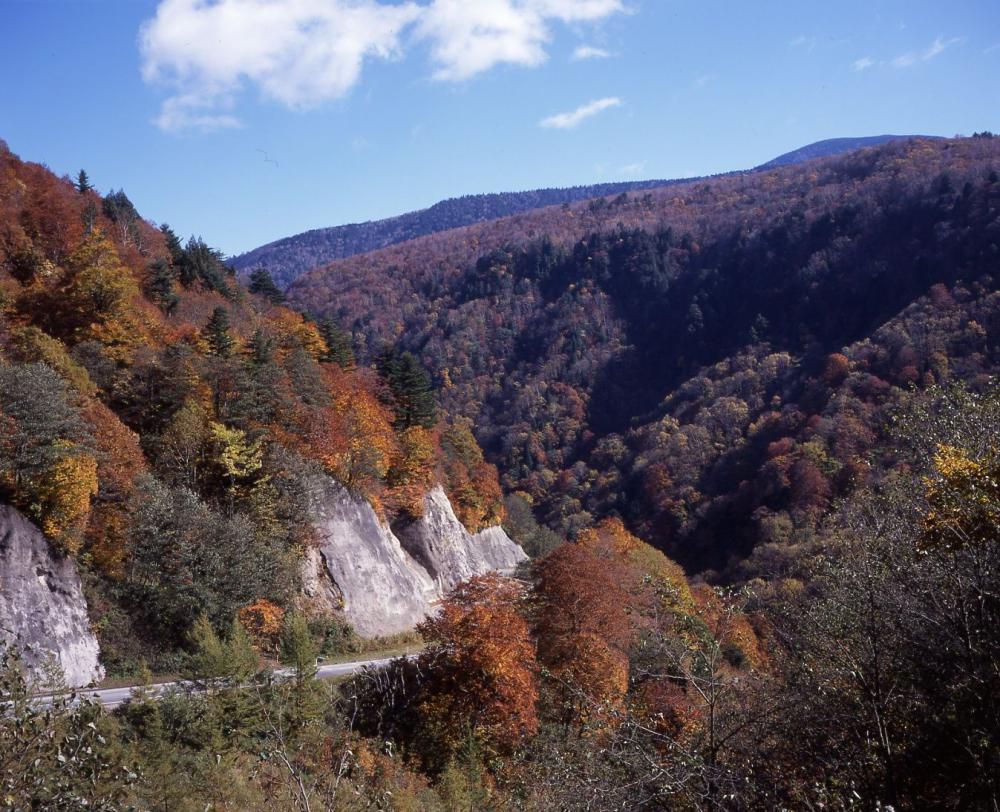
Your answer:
[0,139,503,672]
[289,136,1000,574]
[756,133,938,169]
[233,135,930,291]
[3,137,1000,810]
[230,178,684,289]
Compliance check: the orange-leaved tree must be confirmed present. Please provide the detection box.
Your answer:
[386,424,437,519]
[238,599,286,654]
[415,573,538,770]
[534,518,642,731]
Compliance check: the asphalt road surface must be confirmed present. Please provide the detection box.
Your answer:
[33,656,400,710]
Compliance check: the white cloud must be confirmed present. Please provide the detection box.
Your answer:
[892,36,962,68]
[618,161,644,176]
[141,0,422,131]
[789,34,817,51]
[141,0,627,130]
[154,93,243,132]
[572,44,612,61]
[692,73,712,88]
[922,36,960,60]
[852,56,875,72]
[540,96,621,129]
[418,0,624,81]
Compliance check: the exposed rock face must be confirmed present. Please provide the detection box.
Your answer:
[396,486,529,594]
[0,504,103,687]
[310,481,528,637]
[312,481,437,638]
[300,546,343,616]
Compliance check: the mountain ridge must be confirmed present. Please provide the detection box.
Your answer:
[286,135,1000,573]
[756,133,942,169]
[233,134,934,288]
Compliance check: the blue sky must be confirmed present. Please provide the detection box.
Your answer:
[3,0,998,257]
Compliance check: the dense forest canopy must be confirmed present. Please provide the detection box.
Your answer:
[0,139,503,666]
[2,135,1000,809]
[230,178,687,289]
[289,136,1000,574]
[231,135,931,292]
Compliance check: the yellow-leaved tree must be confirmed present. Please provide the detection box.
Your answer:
[921,444,1000,552]
[34,442,99,555]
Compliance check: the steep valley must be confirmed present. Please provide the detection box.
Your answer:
[288,136,1000,573]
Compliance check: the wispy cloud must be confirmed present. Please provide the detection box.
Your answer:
[572,44,612,61]
[540,96,622,129]
[852,56,875,72]
[985,42,1000,55]
[154,93,242,133]
[417,0,625,81]
[692,73,713,88]
[893,36,962,68]
[789,34,817,51]
[141,0,628,132]
[618,161,645,177]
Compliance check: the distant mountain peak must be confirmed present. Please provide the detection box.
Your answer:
[233,134,942,289]
[755,134,940,170]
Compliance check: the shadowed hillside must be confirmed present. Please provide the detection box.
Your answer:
[288,135,1000,573]
[233,135,934,289]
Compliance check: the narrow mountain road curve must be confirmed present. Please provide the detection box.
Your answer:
[33,656,402,710]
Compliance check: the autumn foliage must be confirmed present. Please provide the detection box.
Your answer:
[238,599,286,653]
[535,520,638,727]
[287,136,1000,575]
[0,141,506,643]
[415,574,539,766]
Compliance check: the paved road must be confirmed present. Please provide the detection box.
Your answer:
[34,656,401,710]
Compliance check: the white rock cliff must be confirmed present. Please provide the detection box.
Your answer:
[309,481,528,637]
[0,480,526,681]
[0,504,104,687]
[395,485,528,594]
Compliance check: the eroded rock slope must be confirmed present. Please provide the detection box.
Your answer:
[309,481,527,636]
[0,504,103,687]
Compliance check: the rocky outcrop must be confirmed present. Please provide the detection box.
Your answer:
[0,504,103,687]
[309,481,528,637]
[396,486,528,594]
[311,481,437,638]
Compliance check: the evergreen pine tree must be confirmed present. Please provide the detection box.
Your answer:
[177,236,232,295]
[393,352,437,430]
[226,617,260,683]
[376,347,437,430]
[147,258,179,315]
[375,344,401,382]
[185,614,229,681]
[204,307,235,358]
[159,224,185,266]
[279,611,318,684]
[318,319,355,369]
[75,169,93,194]
[247,268,285,304]
[246,328,275,367]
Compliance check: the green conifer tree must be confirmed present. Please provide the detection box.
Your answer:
[204,306,235,358]
[147,258,179,315]
[393,352,437,430]
[75,169,93,194]
[376,347,436,430]
[279,611,318,684]
[318,319,355,369]
[247,268,285,304]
